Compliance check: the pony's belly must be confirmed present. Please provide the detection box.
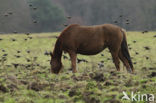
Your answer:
[77,47,105,55]
[76,42,107,55]
[77,51,102,55]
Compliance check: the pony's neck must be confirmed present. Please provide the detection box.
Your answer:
[53,39,62,61]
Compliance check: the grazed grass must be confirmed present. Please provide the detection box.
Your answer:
[0,32,156,103]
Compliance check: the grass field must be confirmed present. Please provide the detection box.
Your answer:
[0,32,156,103]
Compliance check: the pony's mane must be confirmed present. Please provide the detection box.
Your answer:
[53,39,62,58]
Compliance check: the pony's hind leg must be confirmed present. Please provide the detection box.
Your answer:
[110,49,120,71]
[118,50,132,73]
[68,51,77,73]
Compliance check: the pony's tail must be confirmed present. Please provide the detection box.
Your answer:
[120,29,134,71]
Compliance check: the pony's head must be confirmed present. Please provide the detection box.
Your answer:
[50,52,62,74]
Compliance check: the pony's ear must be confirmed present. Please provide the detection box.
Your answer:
[50,52,53,57]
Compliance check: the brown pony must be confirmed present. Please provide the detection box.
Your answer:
[50,24,134,74]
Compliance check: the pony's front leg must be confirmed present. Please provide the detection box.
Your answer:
[68,51,77,73]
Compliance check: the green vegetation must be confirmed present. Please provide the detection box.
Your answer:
[0,32,156,103]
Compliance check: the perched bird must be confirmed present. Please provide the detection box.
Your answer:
[100,61,104,63]
[2,49,5,52]
[142,30,148,34]
[1,57,7,61]
[26,59,31,62]
[129,47,132,50]
[11,38,16,41]
[107,58,111,60]
[3,54,8,57]
[33,57,38,60]
[82,59,88,63]
[77,58,88,63]
[26,64,31,68]
[27,50,30,53]
[26,33,30,36]
[145,56,149,60]
[77,58,83,63]
[133,40,136,43]
[28,37,32,39]
[15,55,21,58]
[17,51,21,53]
[12,63,19,68]
[144,46,150,50]
[36,64,40,66]
[44,51,50,56]
[98,62,104,68]
[135,52,139,55]
[148,72,156,77]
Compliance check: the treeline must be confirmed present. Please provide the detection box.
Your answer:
[0,0,66,33]
[54,0,156,31]
[0,0,156,33]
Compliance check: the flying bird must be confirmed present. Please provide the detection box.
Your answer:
[67,16,71,19]
[8,12,13,15]
[29,4,32,7]
[4,13,8,17]
[114,21,118,23]
[33,20,37,23]
[33,7,37,10]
